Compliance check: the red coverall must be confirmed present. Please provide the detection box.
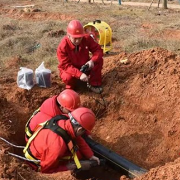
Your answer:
[57,34,103,88]
[26,95,90,142]
[26,95,64,141]
[29,119,94,173]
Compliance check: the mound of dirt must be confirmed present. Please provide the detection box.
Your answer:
[1,47,180,180]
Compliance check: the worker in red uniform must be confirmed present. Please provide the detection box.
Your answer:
[25,89,81,141]
[24,107,100,173]
[57,20,103,94]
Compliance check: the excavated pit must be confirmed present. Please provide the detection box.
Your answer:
[1,47,180,180]
[0,1,180,179]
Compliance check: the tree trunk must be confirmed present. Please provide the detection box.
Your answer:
[163,0,168,9]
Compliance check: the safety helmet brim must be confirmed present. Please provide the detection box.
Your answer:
[68,33,84,38]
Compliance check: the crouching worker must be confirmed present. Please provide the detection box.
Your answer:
[57,20,103,94]
[25,89,81,141]
[23,107,100,173]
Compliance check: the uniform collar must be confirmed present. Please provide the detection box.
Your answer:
[66,36,83,51]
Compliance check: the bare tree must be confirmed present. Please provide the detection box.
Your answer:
[163,0,168,9]
[149,0,168,10]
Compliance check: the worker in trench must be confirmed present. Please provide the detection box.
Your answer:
[25,89,81,141]
[23,107,100,173]
[57,20,103,94]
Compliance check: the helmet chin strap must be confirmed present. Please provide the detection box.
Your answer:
[57,100,63,112]
[74,126,80,137]
[56,99,67,113]
[59,105,64,113]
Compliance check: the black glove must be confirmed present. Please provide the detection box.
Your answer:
[80,64,89,73]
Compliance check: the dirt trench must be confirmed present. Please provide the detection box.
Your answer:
[1,47,180,180]
[0,67,124,180]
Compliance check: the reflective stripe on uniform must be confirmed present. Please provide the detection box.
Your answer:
[23,121,46,164]
[71,149,81,169]
[25,129,32,139]
[25,108,40,139]
[24,148,40,164]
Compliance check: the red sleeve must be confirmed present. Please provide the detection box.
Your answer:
[86,35,103,63]
[57,38,82,78]
[76,136,94,159]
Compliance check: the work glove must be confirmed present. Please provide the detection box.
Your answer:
[85,60,94,70]
[89,155,100,165]
[80,73,89,82]
[80,161,92,170]
[67,162,77,170]
[67,161,91,171]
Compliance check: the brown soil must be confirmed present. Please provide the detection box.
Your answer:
[1,1,180,180]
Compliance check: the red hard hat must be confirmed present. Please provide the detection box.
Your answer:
[57,89,81,111]
[70,107,96,132]
[67,20,84,38]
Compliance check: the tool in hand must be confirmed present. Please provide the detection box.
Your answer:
[80,64,89,73]
[80,63,103,94]
[80,64,92,88]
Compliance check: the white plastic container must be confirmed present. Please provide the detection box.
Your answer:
[17,67,34,90]
[35,62,51,88]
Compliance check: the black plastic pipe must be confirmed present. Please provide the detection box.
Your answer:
[83,136,148,178]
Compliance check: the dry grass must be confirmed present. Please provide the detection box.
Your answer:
[0,1,179,73]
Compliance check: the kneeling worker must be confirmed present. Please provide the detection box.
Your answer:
[24,107,100,173]
[25,89,81,141]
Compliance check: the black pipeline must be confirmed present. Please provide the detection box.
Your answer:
[84,136,148,178]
